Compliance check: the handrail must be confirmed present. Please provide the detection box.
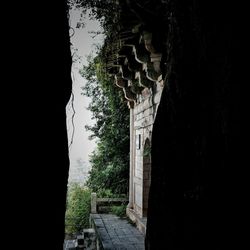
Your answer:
[91,192,128,213]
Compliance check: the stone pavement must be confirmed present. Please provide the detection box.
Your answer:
[90,214,145,250]
[64,239,76,249]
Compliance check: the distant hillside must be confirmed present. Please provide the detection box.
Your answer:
[68,158,91,186]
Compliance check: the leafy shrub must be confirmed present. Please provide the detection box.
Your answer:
[81,55,130,195]
[97,188,126,198]
[111,205,127,217]
[65,183,91,236]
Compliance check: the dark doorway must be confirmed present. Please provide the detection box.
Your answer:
[143,138,151,217]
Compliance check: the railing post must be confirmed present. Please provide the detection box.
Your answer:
[91,192,97,213]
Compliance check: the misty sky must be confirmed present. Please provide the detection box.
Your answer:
[67,9,103,168]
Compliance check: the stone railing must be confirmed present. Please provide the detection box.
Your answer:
[90,193,128,214]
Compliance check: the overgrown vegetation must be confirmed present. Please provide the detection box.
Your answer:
[67,0,119,33]
[96,188,127,198]
[111,205,127,217]
[95,189,128,216]
[67,0,130,195]
[80,54,130,194]
[65,183,91,236]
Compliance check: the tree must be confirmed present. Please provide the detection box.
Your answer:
[67,0,129,196]
[67,0,118,32]
[80,54,130,194]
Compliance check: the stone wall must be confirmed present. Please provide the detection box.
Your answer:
[132,81,163,217]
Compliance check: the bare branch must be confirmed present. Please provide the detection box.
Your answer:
[68,72,76,150]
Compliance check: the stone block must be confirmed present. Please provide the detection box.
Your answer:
[135,169,142,179]
[134,176,142,185]
[153,91,162,104]
[101,240,114,249]
[94,219,105,229]
[90,214,101,219]
[143,108,151,118]
[141,115,154,127]
[135,186,142,207]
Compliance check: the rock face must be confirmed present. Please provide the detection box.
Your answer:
[3,1,72,249]
[144,1,240,249]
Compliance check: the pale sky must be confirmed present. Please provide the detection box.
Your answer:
[67,9,103,168]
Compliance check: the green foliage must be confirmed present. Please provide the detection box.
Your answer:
[80,53,130,195]
[96,189,127,199]
[67,0,119,33]
[111,205,127,217]
[68,0,121,71]
[69,0,130,195]
[65,183,91,235]
[97,189,117,198]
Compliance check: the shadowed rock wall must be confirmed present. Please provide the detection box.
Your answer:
[146,1,240,249]
[3,1,72,249]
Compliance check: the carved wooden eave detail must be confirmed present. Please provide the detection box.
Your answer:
[118,46,133,57]
[135,71,153,89]
[115,75,126,89]
[143,32,156,53]
[114,75,136,106]
[127,101,134,109]
[107,0,167,109]
[123,86,136,102]
[125,55,142,72]
[150,52,162,73]
[128,79,144,94]
[112,33,163,108]
[144,61,161,82]
[132,43,151,64]
[120,64,134,81]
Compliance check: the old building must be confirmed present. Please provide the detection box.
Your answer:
[5,1,239,249]
[107,13,165,235]
[126,77,163,234]
[104,0,168,234]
